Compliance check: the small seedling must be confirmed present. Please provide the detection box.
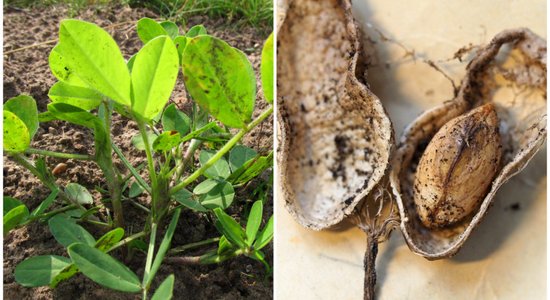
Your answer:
[5,17,274,299]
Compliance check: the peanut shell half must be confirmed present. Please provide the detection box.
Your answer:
[277,0,394,230]
[390,28,547,259]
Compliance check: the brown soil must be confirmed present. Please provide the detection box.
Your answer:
[3,4,273,300]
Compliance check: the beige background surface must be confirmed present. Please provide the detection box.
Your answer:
[275,0,547,299]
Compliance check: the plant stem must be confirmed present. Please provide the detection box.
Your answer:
[122,197,150,213]
[25,148,93,160]
[107,231,147,253]
[168,237,220,255]
[175,138,202,181]
[112,142,151,194]
[164,249,244,265]
[138,121,158,187]
[96,101,124,229]
[364,234,378,300]
[170,106,273,196]
[180,121,217,143]
[21,204,76,225]
[82,219,111,227]
[142,222,158,299]
[163,256,201,264]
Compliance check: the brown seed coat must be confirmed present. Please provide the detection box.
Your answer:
[414,104,502,228]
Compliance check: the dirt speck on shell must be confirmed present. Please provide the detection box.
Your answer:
[4,4,273,300]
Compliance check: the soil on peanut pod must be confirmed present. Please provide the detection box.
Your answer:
[3,4,273,300]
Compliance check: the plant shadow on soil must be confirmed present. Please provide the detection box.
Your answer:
[3,4,273,300]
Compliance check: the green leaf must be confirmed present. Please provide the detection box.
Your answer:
[162,103,190,135]
[48,215,96,248]
[199,180,235,210]
[38,111,56,123]
[15,255,72,287]
[217,236,234,255]
[68,243,142,292]
[260,33,274,104]
[31,189,60,217]
[137,17,168,44]
[4,204,29,235]
[50,263,79,288]
[174,36,188,65]
[213,208,246,249]
[49,45,89,87]
[55,20,131,106]
[131,36,179,120]
[129,181,144,198]
[131,131,158,151]
[160,21,179,39]
[3,110,30,153]
[152,274,175,300]
[129,239,148,251]
[182,36,255,128]
[127,54,137,72]
[193,179,219,194]
[253,215,273,250]
[246,201,263,245]
[229,145,257,172]
[186,25,207,37]
[4,196,23,216]
[227,152,273,185]
[173,189,207,212]
[4,95,39,139]
[47,103,100,128]
[199,150,230,179]
[146,208,181,287]
[152,131,181,152]
[95,227,124,252]
[65,183,94,205]
[48,81,103,111]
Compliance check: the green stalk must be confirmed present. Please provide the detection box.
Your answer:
[96,102,124,229]
[122,197,151,213]
[137,121,158,188]
[142,222,158,300]
[164,249,244,265]
[179,122,217,143]
[170,106,273,196]
[175,138,202,181]
[107,231,147,253]
[112,142,151,194]
[168,237,220,255]
[21,204,77,225]
[82,219,111,227]
[25,148,93,160]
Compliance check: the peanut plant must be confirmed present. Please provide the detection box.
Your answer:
[4,18,274,299]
